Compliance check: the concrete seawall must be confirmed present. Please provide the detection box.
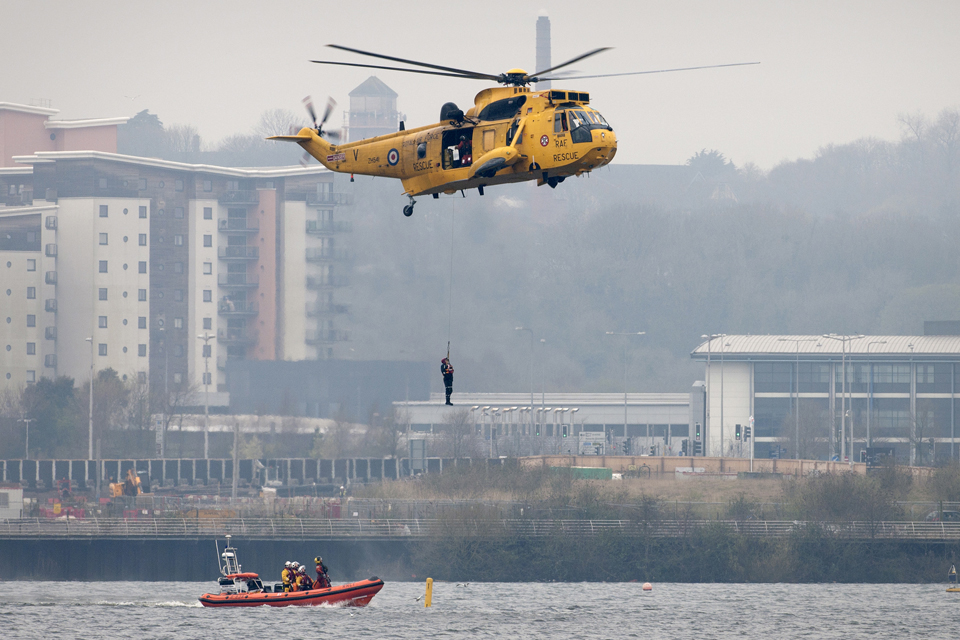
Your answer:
[0,538,414,582]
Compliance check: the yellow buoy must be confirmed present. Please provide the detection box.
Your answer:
[642,582,652,591]
[425,577,433,607]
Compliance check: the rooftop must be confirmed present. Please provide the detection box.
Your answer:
[349,76,398,98]
[692,334,960,359]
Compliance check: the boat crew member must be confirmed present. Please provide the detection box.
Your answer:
[300,565,316,590]
[289,562,302,590]
[282,561,295,592]
[315,556,331,588]
[441,357,454,405]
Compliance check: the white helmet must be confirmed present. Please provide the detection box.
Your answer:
[292,562,300,569]
[284,561,292,568]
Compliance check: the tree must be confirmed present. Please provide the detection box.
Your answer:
[21,376,82,458]
[253,109,306,138]
[151,378,198,457]
[436,407,480,459]
[165,124,201,154]
[686,148,736,177]
[117,109,166,158]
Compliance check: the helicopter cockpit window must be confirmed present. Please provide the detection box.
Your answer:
[568,110,593,144]
[554,111,568,134]
[417,143,427,159]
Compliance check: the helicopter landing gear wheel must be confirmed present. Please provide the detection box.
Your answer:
[403,195,416,217]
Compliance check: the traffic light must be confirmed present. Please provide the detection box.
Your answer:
[735,424,742,441]
[695,422,701,442]
[562,425,568,438]
[623,439,632,455]
[744,426,751,440]
[694,441,703,455]
[681,439,688,455]
[649,445,656,456]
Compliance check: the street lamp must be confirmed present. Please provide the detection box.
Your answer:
[822,334,864,467]
[198,332,214,459]
[866,340,886,449]
[17,415,32,460]
[778,337,820,460]
[605,331,646,444]
[515,327,537,438]
[85,336,94,460]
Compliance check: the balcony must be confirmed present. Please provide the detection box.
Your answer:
[45,216,57,230]
[45,243,57,257]
[44,299,57,313]
[306,192,353,206]
[306,275,349,289]
[217,300,258,316]
[305,247,354,262]
[218,246,259,260]
[217,328,258,346]
[4,191,33,206]
[218,190,259,205]
[218,273,259,289]
[44,271,57,285]
[305,329,350,345]
[306,302,350,317]
[218,218,259,233]
[45,327,56,341]
[306,220,352,234]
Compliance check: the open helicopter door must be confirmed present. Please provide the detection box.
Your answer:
[441,128,475,170]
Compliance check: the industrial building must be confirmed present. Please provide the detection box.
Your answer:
[692,327,960,463]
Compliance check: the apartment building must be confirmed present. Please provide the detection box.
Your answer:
[0,151,351,399]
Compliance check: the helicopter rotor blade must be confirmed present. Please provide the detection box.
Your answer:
[530,47,612,79]
[325,44,500,81]
[320,97,337,129]
[310,59,498,81]
[538,61,760,82]
[302,96,318,128]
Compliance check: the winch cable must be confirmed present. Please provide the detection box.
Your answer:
[446,198,456,358]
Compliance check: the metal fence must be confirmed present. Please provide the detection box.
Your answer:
[2,517,960,541]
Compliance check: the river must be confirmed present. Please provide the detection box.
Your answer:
[1,581,957,639]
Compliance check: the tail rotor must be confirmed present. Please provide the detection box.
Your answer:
[303,95,341,142]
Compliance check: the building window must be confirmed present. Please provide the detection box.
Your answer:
[139,206,147,218]
[203,262,212,275]
[26,259,36,271]
[26,287,36,299]
[203,206,213,220]
[26,314,35,327]
[173,372,183,384]
[174,262,183,274]
[138,261,147,274]
[202,344,212,357]
[99,288,108,301]
[99,205,108,217]
[137,371,147,383]
[26,342,35,355]
[98,316,107,329]
[138,289,146,301]
[203,180,213,193]
[138,316,146,329]
[203,234,212,248]
[174,317,183,329]
[203,317,212,330]
[139,178,147,190]
[203,289,212,302]
[99,233,108,245]
[138,344,147,357]
[175,179,184,192]
[174,235,184,246]
[174,344,184,357]
[26,370,35,383]
[99,260,108,273]
[98,343,107,356]
[201,371,212,385]
[174,207,184,219]
[174,289,184,302]
[98,178,107,189]
[139,233,147,246]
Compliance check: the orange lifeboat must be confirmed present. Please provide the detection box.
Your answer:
[198,535,384,608]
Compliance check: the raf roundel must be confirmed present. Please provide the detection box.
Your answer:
[540,135,549,147]
[387,148,400,166]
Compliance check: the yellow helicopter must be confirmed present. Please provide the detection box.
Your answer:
[271,45,757,216]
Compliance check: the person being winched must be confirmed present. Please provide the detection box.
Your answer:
[441,357,454,405]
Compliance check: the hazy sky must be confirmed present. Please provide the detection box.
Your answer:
[3,0,959,169]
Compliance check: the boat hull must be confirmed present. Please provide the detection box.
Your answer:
[199,578,384,608]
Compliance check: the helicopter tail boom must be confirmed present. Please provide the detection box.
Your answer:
[268,128,334,169]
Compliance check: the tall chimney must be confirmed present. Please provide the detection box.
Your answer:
[536,13,551,90]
